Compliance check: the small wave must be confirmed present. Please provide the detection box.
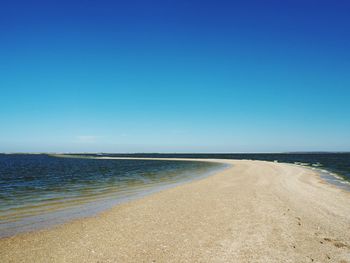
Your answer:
[316,167,350,191]
[294,162,310,166]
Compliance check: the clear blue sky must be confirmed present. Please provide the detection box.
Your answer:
[1,0,349,153]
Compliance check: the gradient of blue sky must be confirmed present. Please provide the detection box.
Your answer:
[1,0,349,152]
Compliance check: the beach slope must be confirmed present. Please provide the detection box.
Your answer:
[1,159,350,262]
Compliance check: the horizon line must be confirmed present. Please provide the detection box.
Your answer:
[1,151,350,155]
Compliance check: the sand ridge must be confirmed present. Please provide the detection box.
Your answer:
[0,159,350,262]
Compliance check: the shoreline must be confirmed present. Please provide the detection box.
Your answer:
[0,159,228,238]
[1,159,350,262]
[57,154,350,191]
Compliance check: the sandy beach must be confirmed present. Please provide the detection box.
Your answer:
[0,159,350,262]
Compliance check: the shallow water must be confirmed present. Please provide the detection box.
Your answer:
[85,153,350,182]
[74,153,350,193]
[0,154,225,237]
[1,152,349,237]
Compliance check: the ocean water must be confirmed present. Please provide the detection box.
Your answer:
[0,154,224,237]
[1,153,349,237]
[84,153,350,182]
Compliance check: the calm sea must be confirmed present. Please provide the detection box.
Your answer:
[0,154,224,237]
[74,152,350,191]
[0,153,349,237]
[84,153,350,181]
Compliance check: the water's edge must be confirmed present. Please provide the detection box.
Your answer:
[0,160,229,238]
[293,163,350,192]
[1,155,349,239]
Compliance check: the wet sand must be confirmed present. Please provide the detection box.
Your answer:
[1,159,350,262]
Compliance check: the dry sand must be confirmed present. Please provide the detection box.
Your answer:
[0,159,350,263]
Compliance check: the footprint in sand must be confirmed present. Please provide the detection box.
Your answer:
[323,237,350,250]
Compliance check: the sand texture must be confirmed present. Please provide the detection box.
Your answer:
[0,159,350,262]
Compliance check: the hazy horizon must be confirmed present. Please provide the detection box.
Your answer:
[2,151,350,155]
